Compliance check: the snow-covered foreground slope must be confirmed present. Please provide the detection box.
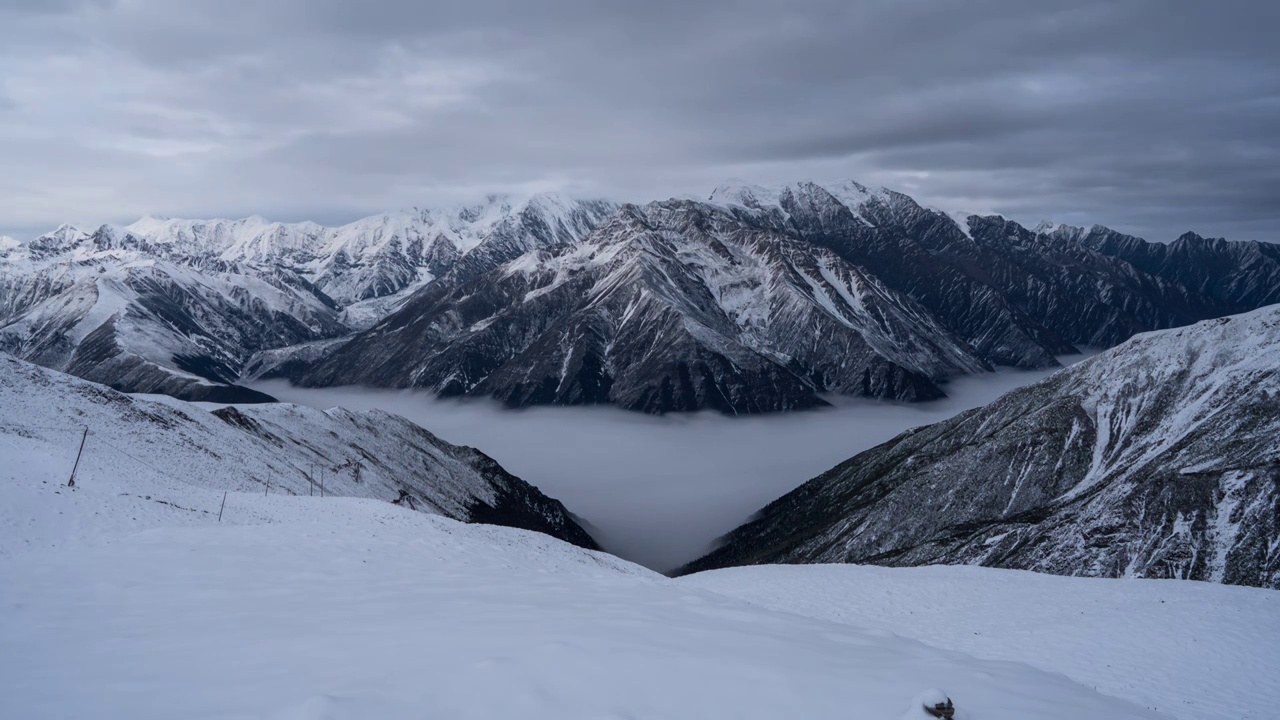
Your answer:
[684,564,1280,720]
[0,496,1167,720]
[0,353,595,551]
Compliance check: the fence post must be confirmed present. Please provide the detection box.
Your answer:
[67,426,88,487]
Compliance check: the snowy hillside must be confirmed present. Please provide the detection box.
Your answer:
[0,493,1169,719]
[683,564,1280,720]
[0,353,596,551]
[682,305,1280,587]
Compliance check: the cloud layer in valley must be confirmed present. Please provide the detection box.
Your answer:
[2,1,1276,242]
[255,363,1077,572]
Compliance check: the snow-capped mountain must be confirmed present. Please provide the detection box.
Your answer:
[5,181,1277,411]
[0,353,596,549]
[0,194,615,400]
[288,181,1280,413]
[679,306,1280,588]
[124,193,618,308]
[0,225,346,402]
[713,180,1271,363]
[294,199,992,413]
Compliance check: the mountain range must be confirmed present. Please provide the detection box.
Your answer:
[679,306,1280,589]
[3,181,1278,412]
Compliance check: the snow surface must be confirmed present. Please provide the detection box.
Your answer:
[0,489,1166,719]
[683,564,1280,720]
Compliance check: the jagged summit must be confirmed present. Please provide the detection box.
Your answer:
[708,178,892,213]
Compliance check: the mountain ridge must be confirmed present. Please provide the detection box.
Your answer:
[288,181,1280,412]
[5,180,1278,412]
[678,305,1280,588]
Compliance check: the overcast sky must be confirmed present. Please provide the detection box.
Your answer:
[1,1,1276,242]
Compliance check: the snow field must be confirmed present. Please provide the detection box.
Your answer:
[0,494,1166,720]
[683,564,1280,720]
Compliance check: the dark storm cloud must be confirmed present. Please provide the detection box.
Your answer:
[0,0,1276,242]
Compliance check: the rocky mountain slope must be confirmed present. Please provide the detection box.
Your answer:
[0,352,596,549]
[714,180,1267,359]
[1056,224,1280,312]
[679,305,1280,589]
[296,200,991,413]
[293,181,1280,413]
[0,225,346,402]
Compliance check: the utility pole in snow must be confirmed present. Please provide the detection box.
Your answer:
[67,426,88,487]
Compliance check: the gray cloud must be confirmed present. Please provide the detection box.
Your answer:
[0,0,1276,242]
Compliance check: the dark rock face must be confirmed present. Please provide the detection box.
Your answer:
[1064,226,1280,312]
[460,447,601,551]
[68,318,277,403]
[678,307,1280,589]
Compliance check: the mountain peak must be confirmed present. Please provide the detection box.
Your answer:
[709,179,897,216]
[822,179,892,207]
[708,180,796,209]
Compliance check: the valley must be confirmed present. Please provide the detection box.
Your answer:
[252,362,1079,571]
